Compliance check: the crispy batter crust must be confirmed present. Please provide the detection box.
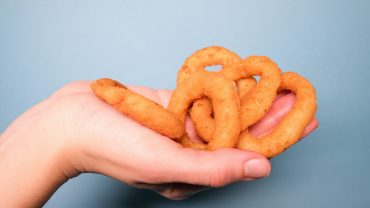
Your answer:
[237,77,257,99]
[189,77,256,142]
[238,56,282,130]
[237,72,317,158]
[168,70,241,150]
[91,78,185,138]
[185,50,281,141]
[177,46,242,84]
[91,46,317,158]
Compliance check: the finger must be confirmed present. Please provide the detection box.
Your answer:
[133,89,271,187]
[155,89,173,107]
[249,93,319,139]
[249,93,296,137]
[185,116,204,143]
[156,89,204,143]
[88,86,270,189]
[149,148,271,187]
[301,118,318,138]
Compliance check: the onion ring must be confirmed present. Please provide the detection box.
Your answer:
[189,56,281,141]
[236,77,258,99]
[177,46,242,84]
[91,78,185,138]
[168,70,241,150]
[189,77,256,142]
[238,56,282,130]
[177,46,243,142]
[91,46,317,158]
[237,72,317,158]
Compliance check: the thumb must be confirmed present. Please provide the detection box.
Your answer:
[156,148,271,187]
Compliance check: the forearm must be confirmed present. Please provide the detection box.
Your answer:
[0,121,70,207]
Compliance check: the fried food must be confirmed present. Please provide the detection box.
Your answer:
[238,56,282,130]
[177,47,256,142]
[236,77,257,99]
[91,78,185,138]
[188,55,281,141]
[177,46,242,84]
[91,46,317,158]
[168,70,241,150]
[237,72,317,158]
[189,77,256,142]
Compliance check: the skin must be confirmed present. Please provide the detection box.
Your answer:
[0,81,318,207]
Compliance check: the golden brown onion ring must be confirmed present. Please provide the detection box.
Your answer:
[168,70,241,150]
[237,72,317,158]
[91,78,185,138]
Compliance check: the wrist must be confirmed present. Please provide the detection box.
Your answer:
[0,104,77,207]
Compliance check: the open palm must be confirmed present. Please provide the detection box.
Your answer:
[27,81,317,200]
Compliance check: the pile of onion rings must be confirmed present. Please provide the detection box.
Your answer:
[91,46,317,158]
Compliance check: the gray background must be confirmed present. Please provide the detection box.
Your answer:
[1,0,369,207]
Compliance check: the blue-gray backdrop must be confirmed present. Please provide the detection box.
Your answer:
[1,0,369,207]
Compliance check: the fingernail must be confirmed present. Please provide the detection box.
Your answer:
[244,159,270,179]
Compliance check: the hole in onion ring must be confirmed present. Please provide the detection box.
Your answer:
[249,90,295,138]
[205,65,222,72]
[185,116,207,144]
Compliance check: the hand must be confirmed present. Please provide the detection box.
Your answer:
[0,81,318,207]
